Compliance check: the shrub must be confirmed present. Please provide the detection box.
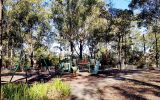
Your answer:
[29,83,50,100]
[53,79,71,96]
[1,79,71,100]
[1,83,31,100]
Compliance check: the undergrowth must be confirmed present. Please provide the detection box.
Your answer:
[1,79,70,100]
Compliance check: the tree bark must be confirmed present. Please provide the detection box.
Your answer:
[70,41,74,61]
[0,0,3,87]
[121,34,125,69]
[6,23,10,59]
[143,34,146,54]
[124,33,127,67]
[10,35,13,66]
[143,34,146,66]
[30,30,33,67]
[11,47,13,66]
[90,47,93,58]
[79,40,83,60]
[118,35,121,70]
[7,38,9,58]
[154,32,159,68]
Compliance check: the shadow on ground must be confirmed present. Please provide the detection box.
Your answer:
[1,69,160,100]
[64,69,160,100]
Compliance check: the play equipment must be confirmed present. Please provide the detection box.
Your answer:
[58,58,72,74]
[40,58,52,74]
[77,59,90,71]
[70,65,78,76]
[9,54,52,83]
[90,60,101,74]
[58,55,101,75]
[58,58,80,75]
[10,54,30,83]
[89,59,95,72]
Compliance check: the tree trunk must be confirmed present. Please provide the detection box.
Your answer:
[7,38,9,59]
[10,47,13,66]
[30,31,33,67]
[59,45,62,63]
[121,35,125,69]
[143,34,146,66]
[124,33,127,67]
[143,34,146,55]
[20,23,23,70]
[79,40,83,60]
[154,32,159,68]
[90,48,93,58]
[6,24,10,59]
[10,36,13,66]
[0,0,3,87]
[118,36,121,70]
[70,41,74,61]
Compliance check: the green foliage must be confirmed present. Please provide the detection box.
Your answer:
[1,79,71,100]
[51,0,108,58]
[29,83,50,99]
[53,79,71,96]
[1,0,159,68]
[48,54,59,65]
[2,0,53,66]
[100,50,117,67]
[1,83,31,100]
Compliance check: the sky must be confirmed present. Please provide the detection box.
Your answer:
[44,0,131,10]
[105,0,131,9]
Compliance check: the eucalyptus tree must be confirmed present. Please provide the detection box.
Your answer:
[2,0,52,67]
[108,9,133,69]
[2,0,23,65]
[119,10,133,67]
[18,0,52,67]
[51,0,108,60]
[2,0,37,66]
[129,0,160,67]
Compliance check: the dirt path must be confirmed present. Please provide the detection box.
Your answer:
[61,70,160,100]
[1,69,160,100]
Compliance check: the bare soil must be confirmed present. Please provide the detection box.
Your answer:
[61,70,160,100]
[1,69,160,100]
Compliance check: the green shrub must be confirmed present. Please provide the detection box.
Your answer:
[1,79,71,100]
[29,83,50,100]
[1,83,31,100]
[53,79,71,96]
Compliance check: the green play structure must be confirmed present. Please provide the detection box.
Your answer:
[58,58,72,74]
[58,56,101,75]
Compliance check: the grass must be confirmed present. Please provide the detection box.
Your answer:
[1,79,71,100]
[1,83,30,100]
[53,78,71,96]
[29,83,50,100]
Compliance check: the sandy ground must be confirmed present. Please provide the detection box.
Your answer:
[1,69,160,100]
[61,70,160,100]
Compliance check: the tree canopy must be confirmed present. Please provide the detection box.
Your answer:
[0,0,159,68]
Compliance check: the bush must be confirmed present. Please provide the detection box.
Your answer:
[1,83,31,100]
[29,83,50,100]
[1,79,71,100]
[53,79,71,96]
